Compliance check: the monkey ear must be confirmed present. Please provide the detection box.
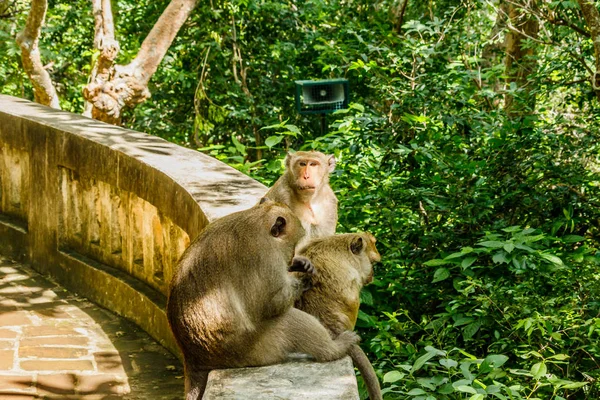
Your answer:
[285,153,293,169]
[270,216,287,237]
[350,237,364,255]
[327,155,336,173]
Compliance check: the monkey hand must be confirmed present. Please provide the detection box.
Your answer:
[299,274,313,292]
[289,256,315,275]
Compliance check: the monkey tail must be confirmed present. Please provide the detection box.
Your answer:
[184,363,209,400]
[349,344,382,400]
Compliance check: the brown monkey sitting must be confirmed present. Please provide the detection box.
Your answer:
[265,151,338,249]
[295,232,383,400]
[167,199,359,400]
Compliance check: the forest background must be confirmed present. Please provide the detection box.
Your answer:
[1,0,600,398]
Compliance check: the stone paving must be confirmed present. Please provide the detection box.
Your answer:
[0,257,183,399]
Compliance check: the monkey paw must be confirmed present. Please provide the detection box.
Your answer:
[289,256,315,274]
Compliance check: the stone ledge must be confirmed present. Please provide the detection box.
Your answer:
[204,356,359,400]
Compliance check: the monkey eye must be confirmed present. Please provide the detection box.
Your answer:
[310,162,318,167]
[299,161,307,167]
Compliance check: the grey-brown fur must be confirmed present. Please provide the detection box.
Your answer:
[167,200,359,400]
[296,232,383,400]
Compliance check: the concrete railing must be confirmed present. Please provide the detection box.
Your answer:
[0,95,359,399]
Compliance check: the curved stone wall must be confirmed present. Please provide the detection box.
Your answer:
[0,95,267,356]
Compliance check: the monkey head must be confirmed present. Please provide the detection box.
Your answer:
[349,232,381,284]
[258,197,307,255]
[284,151,336,194]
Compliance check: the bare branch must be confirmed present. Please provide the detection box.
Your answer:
[16,0,59,109]
[0,0,18,19]
[547,14,590,38]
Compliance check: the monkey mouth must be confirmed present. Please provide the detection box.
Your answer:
[297,186,316,191]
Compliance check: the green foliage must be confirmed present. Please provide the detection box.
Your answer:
[2,0,600,398]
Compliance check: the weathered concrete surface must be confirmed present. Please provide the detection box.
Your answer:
[0,94,267,357]
[0,256,183,399]
[204,356,359,400]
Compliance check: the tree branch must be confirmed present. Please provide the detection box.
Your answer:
[577,0,600,99]
[131,0,199,84]
[394,0,409,34]
[16,0,59,109]
[83,0,199,124]
[84,0,119,118]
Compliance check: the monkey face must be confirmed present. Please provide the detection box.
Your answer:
[285,151,336,192]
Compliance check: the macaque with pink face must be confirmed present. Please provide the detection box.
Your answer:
[265,151,338,250]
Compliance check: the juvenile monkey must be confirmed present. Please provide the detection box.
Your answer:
[265,151,338,249]
[167,199,359,400]
[295,232,383,400]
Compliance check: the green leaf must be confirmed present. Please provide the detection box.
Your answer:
[444,252,465,260]
[437,383,454,394]
[469,394,485,400]
[264,136,284,148]
[407,388,427,395]
[547,354,569,361]
[540,253,563,265]
[350,103,365,112]
[485,354,509,367]
[231,135,246,155]
[439,358,458,369]
[456,385,478,394]
[424,259,449,266]
[480,354,508,374]
[283,124,301,136]
[563,235,585,243]
[515,243,535,252]
[383,370,405,383]
[360,290,374,306]
[503,243,515,253]
[461,257,477,269]
[477,241,505,248]
[531,362,547,380]
[411,351,437,373]
[463,321,481,339]
[560,382,587,389]
[492,251,509,264]
[432,267,451,283]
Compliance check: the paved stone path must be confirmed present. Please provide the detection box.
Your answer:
[0,257,183,399]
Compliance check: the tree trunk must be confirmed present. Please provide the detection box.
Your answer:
[393,0,409,34]
[577,0,600,101]
[83,0,199,124]
[504,2,539,116]
[16,0,60,109]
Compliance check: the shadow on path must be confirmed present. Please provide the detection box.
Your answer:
[0,257,183,399]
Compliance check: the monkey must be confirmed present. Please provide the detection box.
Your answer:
[265,151,338,250]
[294,232,383,400]
[166,198,360,400]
